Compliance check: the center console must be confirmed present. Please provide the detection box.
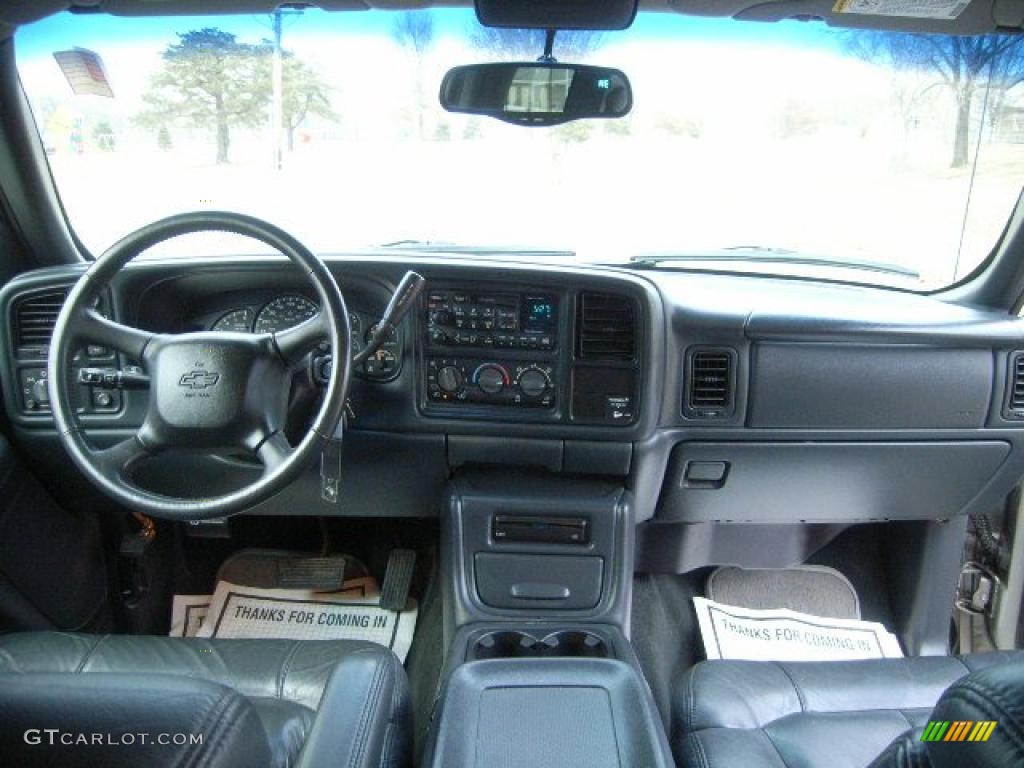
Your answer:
[427,469,672,767]
[420,277,663,766]
[443,470,631,623]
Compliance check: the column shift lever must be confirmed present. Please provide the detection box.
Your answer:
[352,270,425,367]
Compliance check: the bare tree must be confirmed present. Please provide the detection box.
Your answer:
[391,11,436,59]
[847,32,1024,168]
[280,54,337,151]
[391,11,436,139]
[469,28,606,61]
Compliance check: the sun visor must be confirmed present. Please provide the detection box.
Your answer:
[94,0,370,15]
[0,1,68,28]
[668,0,1014,34]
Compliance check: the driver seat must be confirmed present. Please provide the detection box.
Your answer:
[0,632,411,768]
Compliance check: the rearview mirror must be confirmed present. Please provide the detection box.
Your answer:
[440,63,632,127]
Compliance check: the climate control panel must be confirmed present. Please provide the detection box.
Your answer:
[426,357,555,408]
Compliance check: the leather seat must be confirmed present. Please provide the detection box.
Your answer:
[0,632,412,768]
[871,657,1024,768]
[673,651,1023,768]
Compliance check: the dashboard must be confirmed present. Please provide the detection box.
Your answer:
[4,255,1024,529]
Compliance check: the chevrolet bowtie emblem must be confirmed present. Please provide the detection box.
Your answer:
[178,370,220,389]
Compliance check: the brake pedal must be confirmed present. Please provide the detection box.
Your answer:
[278,556,347,591]
[380,549,416,611]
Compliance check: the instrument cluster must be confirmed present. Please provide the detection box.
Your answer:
[208,295,401,380]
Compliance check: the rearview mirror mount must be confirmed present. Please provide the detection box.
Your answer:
[439,62,632,127]
[475,0,638,31]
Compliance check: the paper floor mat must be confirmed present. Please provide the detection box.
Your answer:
[171,576,417,663]
[694,596,903,662]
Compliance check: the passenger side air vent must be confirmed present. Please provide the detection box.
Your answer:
[14,288,69,351]
[685,348,736,418]
[1007,352,1024,417]
[575,292,636,360]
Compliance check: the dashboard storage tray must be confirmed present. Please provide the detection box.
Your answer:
[474,552,604,610]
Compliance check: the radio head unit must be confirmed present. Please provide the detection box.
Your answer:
[425,290,558,351]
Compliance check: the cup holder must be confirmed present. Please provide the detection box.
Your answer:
[473,630,540,660]
[471,629,611,660]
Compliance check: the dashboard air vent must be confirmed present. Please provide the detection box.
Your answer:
[14,289,69,350]
[576,292,635,360]
[1009,353,1024,413]
[686,348,735,417]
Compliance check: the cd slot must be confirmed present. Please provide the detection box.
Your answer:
[492,514,590,545]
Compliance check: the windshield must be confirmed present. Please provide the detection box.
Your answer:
[15,9,1024,288]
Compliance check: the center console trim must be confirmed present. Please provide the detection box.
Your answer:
[442,471,635,629]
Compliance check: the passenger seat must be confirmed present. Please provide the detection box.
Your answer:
[673,651,1024,768]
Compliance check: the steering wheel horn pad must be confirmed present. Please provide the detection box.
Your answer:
[48,212,352,520]
[142,333,291,452]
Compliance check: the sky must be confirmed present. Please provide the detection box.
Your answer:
[15,7,844,59]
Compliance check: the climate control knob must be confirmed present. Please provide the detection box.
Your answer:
[475,364,508,394]
[437,365,464,394]
[518,368,550,398]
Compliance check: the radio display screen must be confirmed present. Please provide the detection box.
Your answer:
[523,296,557,333]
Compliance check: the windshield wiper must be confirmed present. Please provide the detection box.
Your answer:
[376,240,575,257]
[630,246,920,280]
[378,239,456,248]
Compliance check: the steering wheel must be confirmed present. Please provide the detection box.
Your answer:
[48,212,352,520]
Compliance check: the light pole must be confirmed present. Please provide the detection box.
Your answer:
[271,9,283,171]
[270,6,303,171]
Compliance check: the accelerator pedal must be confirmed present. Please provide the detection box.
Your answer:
[380,549,416,611]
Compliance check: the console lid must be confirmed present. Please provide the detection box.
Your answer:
[426,658,673,768]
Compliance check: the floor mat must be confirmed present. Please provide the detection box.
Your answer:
[706,564,861,619]
[170,550,418,662]
[693,597,902,661]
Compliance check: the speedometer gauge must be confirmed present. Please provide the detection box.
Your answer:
[254,295,318,334]
[212,308,255,332]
